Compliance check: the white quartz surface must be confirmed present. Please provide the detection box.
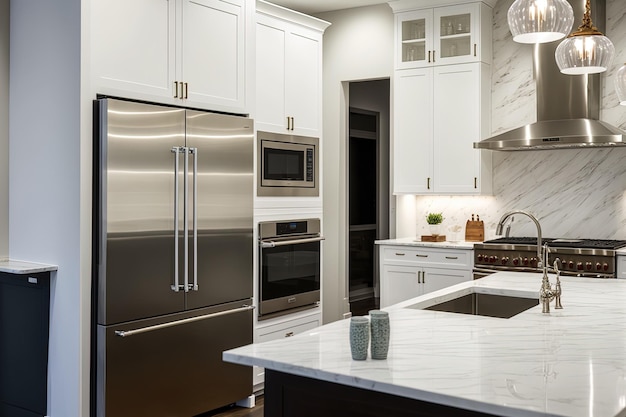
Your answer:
[0,259,58,274]
[375,237,476,249]
[224,272,626,417]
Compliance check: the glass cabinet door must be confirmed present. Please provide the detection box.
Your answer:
[434,3,479,64]
[396,10,432,69]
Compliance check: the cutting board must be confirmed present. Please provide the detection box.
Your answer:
[465,218,484,242]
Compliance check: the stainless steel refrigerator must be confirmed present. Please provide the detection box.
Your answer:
[93,98,254,417]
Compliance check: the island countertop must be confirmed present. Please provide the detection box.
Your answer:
[224,272,626,417]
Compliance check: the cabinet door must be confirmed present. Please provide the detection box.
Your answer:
[433,63,480,193]
[395,9,433,70]
[180,0,246,111]
[422,267,471,296]
[393,68,433,194]
[91,0,176,99]
[256,15,287,133]
[434,3,480,65]
[285,28,321,137]
[381,265,422,308]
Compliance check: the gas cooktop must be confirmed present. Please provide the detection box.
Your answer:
[482,237,626,250]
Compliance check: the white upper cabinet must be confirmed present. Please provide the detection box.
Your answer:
[255,1,330,137]
[91,0,252,114]
[392,1,493,69]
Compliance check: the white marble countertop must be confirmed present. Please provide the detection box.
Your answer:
[375,236,477,249]
[0,259,58,274]
[224,272,626,417]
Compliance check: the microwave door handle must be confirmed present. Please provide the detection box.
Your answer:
[260,236,325,248]
[171,147,182,292]
[191,147,198,291]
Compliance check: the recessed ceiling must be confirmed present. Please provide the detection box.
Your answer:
[268,0,386,15]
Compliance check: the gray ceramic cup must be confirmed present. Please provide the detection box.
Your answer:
[349,316,370,360]
[369,310,390,359]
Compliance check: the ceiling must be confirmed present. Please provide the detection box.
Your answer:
[269,0,386,15]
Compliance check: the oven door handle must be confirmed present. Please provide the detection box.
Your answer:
[260,236,325,248]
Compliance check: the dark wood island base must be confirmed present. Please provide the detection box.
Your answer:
[264,370,498,417]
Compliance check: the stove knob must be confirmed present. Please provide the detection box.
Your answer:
[501,257,509,265]
[492,256,499,264]
[512,257,520,266]
[568,261,574,269]
[603,263,609,271]
[561,259,567,268]
[596,262,602,271]
[523,257,529,266]
[576,262,583,271]
[530,257,537,267]
[585,262,592,271]
[477,254,484,262]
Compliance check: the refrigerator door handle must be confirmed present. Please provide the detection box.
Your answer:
[114,305,255,337]
[171,146,183,292]
[191,147,199,291]
[184,146,190,293]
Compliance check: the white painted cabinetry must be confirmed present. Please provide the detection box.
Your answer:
[253,308,321,388]
[255,0,330,137]
[379,245,472,307]
[393,1,493,70]
[393,62,491,194]
[91,0,252,114]
[617,255,626,279]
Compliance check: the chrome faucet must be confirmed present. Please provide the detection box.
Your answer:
[495,210,543,268]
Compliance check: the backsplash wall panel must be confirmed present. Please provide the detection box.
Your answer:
[414,0,626,240]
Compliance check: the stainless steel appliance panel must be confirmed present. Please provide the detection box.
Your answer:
[184,110,254,310]
[97,300,253,417]
[98,99,186,325]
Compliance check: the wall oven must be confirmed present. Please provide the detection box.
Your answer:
[258,219,323,319]
[257,131,319,197]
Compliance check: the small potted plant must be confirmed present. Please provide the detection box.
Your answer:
[426,212,444,236]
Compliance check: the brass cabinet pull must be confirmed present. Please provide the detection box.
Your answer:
[427,177,431,189]
[446,256,458,259]
[415,254,428,258]
[184,82,188,99]
[417,271,421,284]
[174,81,179,98]
[474,177,477,189]
[395,252,406,256]
[474,44,477,56]
[285,331,294,337]
[428,50,431,63]
[423,271,426,283]
[433,50,435,62]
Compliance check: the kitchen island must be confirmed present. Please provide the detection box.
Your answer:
[224,272,626,417]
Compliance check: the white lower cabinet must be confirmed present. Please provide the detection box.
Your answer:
[253,309,321,388]
[379,245,472,308]
[617,255,626,279]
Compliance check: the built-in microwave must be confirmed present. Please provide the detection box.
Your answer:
[257,131,319,197]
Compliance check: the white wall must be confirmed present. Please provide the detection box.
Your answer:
[9,0,90,416]
[316,4,394,323]
[0,0,8,260]
[412,0,626,241]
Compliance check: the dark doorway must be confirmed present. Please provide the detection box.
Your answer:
[347,79,390,316]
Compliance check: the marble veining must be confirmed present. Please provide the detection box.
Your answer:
[375,237,476,249]
[414,0,626,241]
[0,259,58,274]
[224,273,626,417]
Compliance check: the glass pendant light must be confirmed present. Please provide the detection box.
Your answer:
[507,0,574,44]
[555,0,615,75]
[616,64,626,106]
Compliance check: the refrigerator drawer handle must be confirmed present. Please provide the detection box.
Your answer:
[260,236,325,248]
[114,305,255,338]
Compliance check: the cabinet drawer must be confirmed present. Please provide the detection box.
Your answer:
[618,256,626,279]
[257,313,321,343]
[382,246,471,269]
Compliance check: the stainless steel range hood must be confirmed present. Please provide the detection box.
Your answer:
[474,0,626,151]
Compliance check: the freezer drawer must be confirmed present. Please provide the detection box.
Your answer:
[97,300,253,417]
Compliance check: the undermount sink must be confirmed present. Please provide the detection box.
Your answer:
[409,292,539,319]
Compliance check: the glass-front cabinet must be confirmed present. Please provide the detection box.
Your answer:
[395,2,491,69]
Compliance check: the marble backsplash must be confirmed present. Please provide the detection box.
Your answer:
[414,0,626,241]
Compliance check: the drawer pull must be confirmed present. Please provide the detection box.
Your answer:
[395,253,406,256]
[446,256,458,259]
[415,254,428,258]
[285,332,295,337]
